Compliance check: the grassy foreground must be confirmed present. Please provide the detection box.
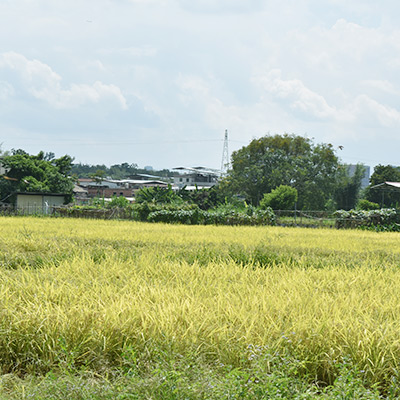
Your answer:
[0,217,400,398]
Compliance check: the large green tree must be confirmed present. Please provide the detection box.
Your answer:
[0,150,74,203]
[364,164,400,207]
[222,134,339,209]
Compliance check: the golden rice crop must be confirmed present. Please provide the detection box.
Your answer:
[0,216,400,387]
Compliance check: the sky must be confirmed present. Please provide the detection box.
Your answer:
[1,0,400,171]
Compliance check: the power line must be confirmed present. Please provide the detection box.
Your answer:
[11,138,226,146]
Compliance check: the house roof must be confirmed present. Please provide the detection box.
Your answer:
[73,184,88,194]
[16,192,67,196]
[108,179,168,185]
[173,166,220,176]
[174,185,215,191]
[370,181,400,190]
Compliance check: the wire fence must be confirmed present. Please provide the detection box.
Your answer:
[273,210,336,228]
[2,204,389,230]
[0,204,133,219]
[0,204,59,216]
[0,204,337,226]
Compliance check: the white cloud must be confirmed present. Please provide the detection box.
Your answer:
[3,1,400,167]
[98,46,157,58]
[177,0,265,14]
[0,52,127,110]
[0,81,15,101]
[252,68,400,140]
[256,69,340,120]
[353,95,400,127]
[361,80,397,94]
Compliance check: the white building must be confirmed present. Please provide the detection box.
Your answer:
[172,167,220,190]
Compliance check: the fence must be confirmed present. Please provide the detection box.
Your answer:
[0,204,133,219]
[273,210,336,228]
[0,204,59,216]
[0,205,386,230]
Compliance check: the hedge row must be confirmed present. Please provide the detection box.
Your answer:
[147,208,276,226]
[56,203,276,226]
[334,208,400,231]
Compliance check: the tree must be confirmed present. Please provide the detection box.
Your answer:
[135,185,181,204]
[223,134,339,209]
[177,185,224,210]
[89,169,106,185]
[334,164,365,210]
[0,150,74,203]
[365,164,400,207]
[260,185,298,210]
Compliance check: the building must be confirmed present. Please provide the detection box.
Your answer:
[73,184,89,204]
[77,178,132,198]
[16,192,67,214]
[0,158,8,176]
[172,167,220,190]
[76,177,168,199]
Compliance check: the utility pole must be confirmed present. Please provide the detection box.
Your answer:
[221,129,229,174]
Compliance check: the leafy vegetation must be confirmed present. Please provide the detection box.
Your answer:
[365,164,400,208]
[0,150,74,203]
[260,184,298,210]
[357,199,380,211]
[71,161,172,179]
[334,164,365,210]
[335,208,400,230]
[221,133,339,209]
[60,199,276,226]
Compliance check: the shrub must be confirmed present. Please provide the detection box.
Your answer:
[106,195,130,209]
[356,199,380,211]
[147,206,276,226]
[260,185,298,210]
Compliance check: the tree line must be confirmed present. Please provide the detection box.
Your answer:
[1,135,400,210]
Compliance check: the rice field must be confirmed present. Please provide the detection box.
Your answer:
[1,216,400,397]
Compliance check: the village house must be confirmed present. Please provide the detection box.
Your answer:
[172,167,219,190]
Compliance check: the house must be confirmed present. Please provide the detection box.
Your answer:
[73,184,89,204]
[77,178,133,198]
[126,173,170,182]
[16,192,67,214]
[172,167,220,190]
[0,158,8,176]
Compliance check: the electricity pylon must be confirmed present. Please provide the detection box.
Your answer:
[220,129,229,174]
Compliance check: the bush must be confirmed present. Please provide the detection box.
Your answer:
[106,195,130,209]
[58,199,276,226]
[356,199,380,211]
[147,206,276,226]
[260,185,298,210]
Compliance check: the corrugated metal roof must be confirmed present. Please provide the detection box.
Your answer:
[370,181,400,189]
[173,166,220,176]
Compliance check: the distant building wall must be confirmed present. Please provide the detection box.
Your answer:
[87,187,133,198]
[16,193,66,214]
[173,173,218,189]
[0,160,7,176]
